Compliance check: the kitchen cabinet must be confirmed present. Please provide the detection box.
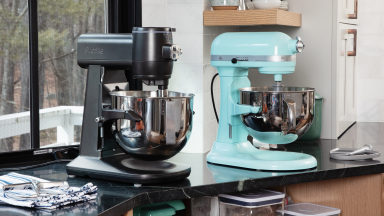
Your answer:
[337,23,357,137]
[269,173,383,216]
[243,0,359,139]
[178,174,383,216]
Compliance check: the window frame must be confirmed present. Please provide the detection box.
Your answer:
[0,0,143,160]
[25,0,142,150]
[28,0,40,149]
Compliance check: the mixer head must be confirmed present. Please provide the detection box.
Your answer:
[132,27,182,93]
[77,27,182,95]
[211,32,304,83]
[210,32,310,144]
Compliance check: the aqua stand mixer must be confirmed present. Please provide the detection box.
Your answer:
[207,32,317,171]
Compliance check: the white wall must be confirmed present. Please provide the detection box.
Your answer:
[356,0,384,122]
[142,0,237,153]
[238,0,335,139]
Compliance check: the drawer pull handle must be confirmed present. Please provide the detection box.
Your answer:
[347,29,357,57]
[348,0,358,19]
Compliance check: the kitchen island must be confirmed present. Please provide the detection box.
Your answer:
[1,122,383,216]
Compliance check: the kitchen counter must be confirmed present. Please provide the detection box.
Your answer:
[1,122,384,216]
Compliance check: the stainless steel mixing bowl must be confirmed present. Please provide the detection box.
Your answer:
[109,91,194,161]
[239,87,315,143]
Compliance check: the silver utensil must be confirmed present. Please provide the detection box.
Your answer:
[3,180,69,198]
[329,145,380,161]
[347,144,373,156]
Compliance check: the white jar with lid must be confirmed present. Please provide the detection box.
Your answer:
[219,189,285,216]
[277,203,341,216]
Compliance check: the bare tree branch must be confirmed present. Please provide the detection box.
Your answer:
[0,98,29,110]
[42,50,76,63]
[13,76,21,86]
[17,5,28,19]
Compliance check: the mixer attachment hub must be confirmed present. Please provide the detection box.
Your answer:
[274,81,284,91]
[157,89,169,97]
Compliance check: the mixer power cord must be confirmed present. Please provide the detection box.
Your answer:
[211,73,219,123]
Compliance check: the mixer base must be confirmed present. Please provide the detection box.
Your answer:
[66,155,191,184]
[207,141,317,171]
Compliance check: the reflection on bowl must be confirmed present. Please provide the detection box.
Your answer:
[239,87,316,144]
[109,91,195,161]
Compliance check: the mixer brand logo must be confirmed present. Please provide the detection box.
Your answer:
[85,47,103,55]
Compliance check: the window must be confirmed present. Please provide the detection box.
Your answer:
[0,0,105,152]
[0,0,30,152]
[37,0,105,148]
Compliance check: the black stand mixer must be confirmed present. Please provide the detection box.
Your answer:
[66,27,195,184]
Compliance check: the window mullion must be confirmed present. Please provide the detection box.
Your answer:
[28,0,40,149]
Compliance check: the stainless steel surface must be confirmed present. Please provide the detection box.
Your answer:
[239,87,315,140]
[211,55,296,62]
[239,0,247,10]
[157,89,169,97]
[101,67,105,82]
[165,99,181,144]
[348,144,373,155]
[3,182,36,198]
[37,181,69,192]
[109,90,194,161]
[240,87,315,93]
[100,127,104,138]
[296,37,305,53]
[273,82,284,91]
[330,147,381,161]
[275,81,282,86]
[95,117,103,123]
[285,99,297,130]
[3,181,69,198]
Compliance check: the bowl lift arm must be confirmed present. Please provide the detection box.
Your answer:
[65,35,146,182]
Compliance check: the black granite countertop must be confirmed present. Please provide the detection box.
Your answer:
[1,122,384,216]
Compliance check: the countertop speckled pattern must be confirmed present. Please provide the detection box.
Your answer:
[1,123,384,216]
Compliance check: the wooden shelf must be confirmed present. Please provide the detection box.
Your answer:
[203,9,301,27]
